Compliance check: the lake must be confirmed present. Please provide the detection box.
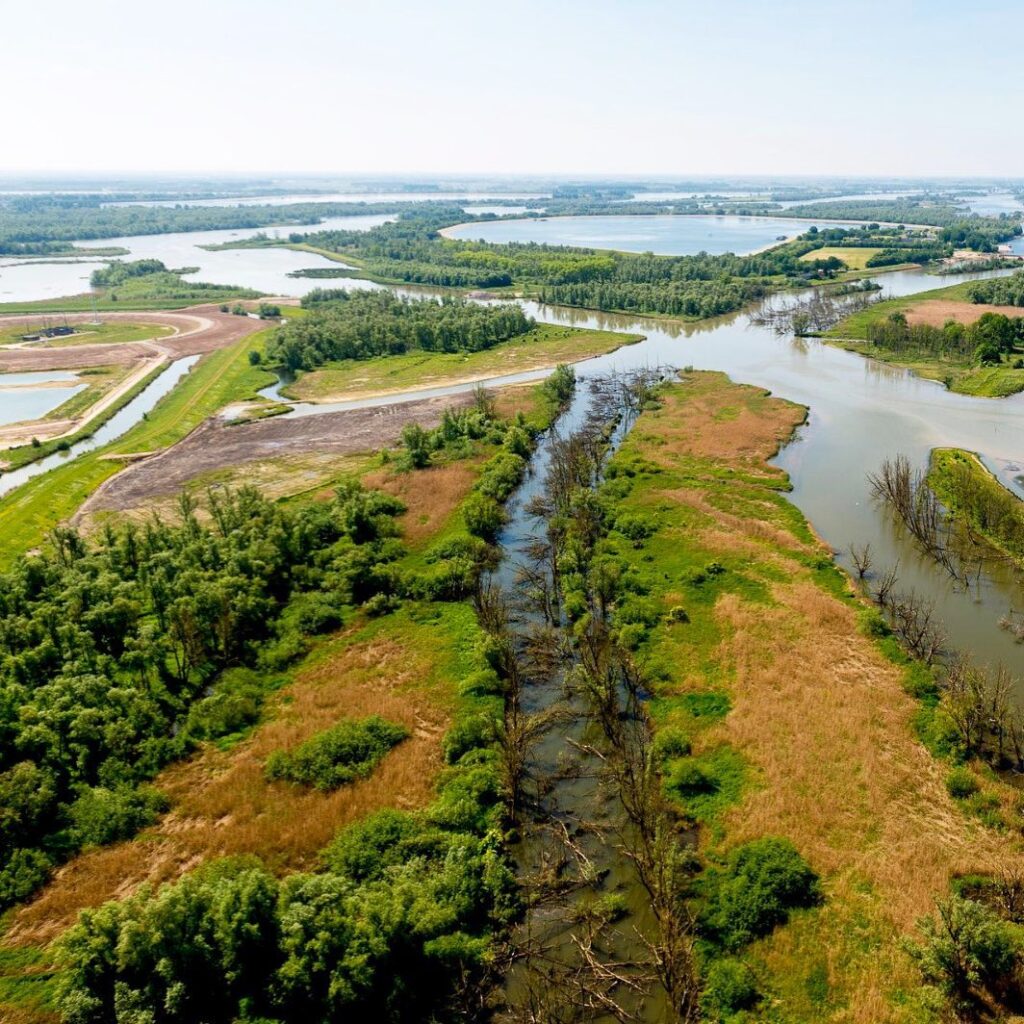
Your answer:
[0,214,397,304]
[442,213,852,255]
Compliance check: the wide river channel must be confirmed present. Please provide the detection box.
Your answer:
[3,216,1024,683]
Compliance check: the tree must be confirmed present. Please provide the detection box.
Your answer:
[908,895,1018,1013]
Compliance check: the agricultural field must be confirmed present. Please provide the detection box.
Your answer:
[798,246,882,270]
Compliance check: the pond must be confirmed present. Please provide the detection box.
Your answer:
[0,370,83,425]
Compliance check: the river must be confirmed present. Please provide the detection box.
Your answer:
[3,222,1024,683]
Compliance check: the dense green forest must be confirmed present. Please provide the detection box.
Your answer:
[267,291,535,371]
[0,197,458,255]
[0,485,411,907]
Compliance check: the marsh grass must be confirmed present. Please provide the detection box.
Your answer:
[601,371,1024,1021]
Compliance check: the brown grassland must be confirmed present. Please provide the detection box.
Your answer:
[906,299,1024,328]
[6,625,451,947]
[614,372,1024,1021]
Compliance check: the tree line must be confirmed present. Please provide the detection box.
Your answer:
[865,310,1024,365]
[967,271,1024,307]
[267,290,534,372]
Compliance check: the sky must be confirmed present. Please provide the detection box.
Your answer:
[3,0,1021,178]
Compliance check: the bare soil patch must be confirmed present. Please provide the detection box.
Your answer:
[906,299,1024,328]
[76,393,474,516]
[0,306,265,371]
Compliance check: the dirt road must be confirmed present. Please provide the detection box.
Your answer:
[0,305,268,372]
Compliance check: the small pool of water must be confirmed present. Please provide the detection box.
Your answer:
[0,370,83,425]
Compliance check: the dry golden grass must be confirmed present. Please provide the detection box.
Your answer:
[906,299,1024,329]
[635,372,1024,1020]
[365,459,483,549]
[6,631,451,947]
[636,371,802,476]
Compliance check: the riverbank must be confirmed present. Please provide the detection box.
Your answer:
[279,323,642,402]
[825,278,1024,397]
[602,370,1024,1021]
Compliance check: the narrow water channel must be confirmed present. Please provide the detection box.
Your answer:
[488,374,672,1021]
[0,356,199,497]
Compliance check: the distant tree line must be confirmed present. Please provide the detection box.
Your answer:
[0,198,464,255]
[781,200,1021,251]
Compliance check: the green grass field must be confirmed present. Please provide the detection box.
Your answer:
[800,247,882,271]
[284,323,641,401]
[0,330,276,564]
[0,321,175,347]
[0,273,262,315]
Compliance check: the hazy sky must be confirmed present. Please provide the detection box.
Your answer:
[4,0,1020,177]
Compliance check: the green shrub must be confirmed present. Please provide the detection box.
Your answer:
[907,894,1018,1005]
[681,690,732,720]
[185,668,268,741]
[946,767,980,800]
[0,848,52,907]
[616,622,647,649]
[265,716,408,791]
[458,669,504,698]
[652,727,692,762]
[321,808,427,881]
[613,512,656,544]
[476,451,526,501]
[442,711,498,764]
[700,957,760,1019]
[282,592,344,635]
[666,760,719,798]
[463,492,505,539]
[68,785,169,847]
[701,837,821,949]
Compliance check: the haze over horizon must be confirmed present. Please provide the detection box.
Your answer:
[6,0,1021,179]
